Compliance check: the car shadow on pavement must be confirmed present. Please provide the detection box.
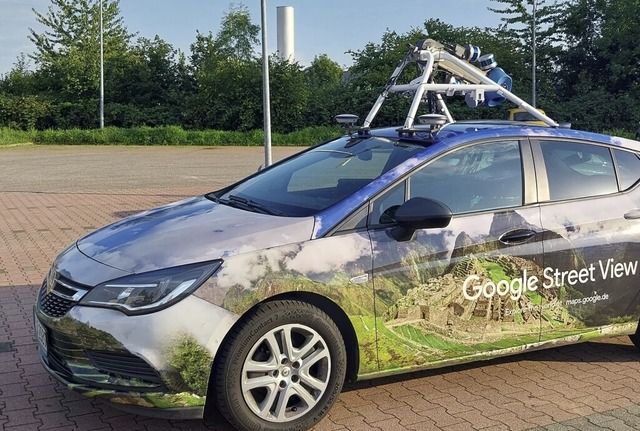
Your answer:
[343,338,639,393]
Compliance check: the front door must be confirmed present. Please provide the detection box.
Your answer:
[368,140,551,373]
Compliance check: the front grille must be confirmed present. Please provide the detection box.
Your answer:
[46,346,73,376]
[45,326,165,391]
[38,274,89,318]
[87,351,164,384]
[48,326,86,362]
[39,287,75,317]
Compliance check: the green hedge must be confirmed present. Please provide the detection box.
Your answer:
[30,125,343,146]
[2,125,636,147]
[0,128,37,145]
[603,129,635,140]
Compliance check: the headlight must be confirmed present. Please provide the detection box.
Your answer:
[79,260,222,315]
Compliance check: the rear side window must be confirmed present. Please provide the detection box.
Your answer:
[540,141,617,200]
[614,149,640,191]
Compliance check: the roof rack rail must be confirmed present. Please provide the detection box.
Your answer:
[337,39,559,134]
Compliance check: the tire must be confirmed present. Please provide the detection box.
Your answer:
[214,300,347,431]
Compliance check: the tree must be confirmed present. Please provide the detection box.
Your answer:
[188,5,263,130]
[596,0,640,94]
[27,0,131,127]
[0,55,49,130]
[202,59,263,131]
[555,0,605,104]
[215,4,260,62]
[306,54,343,87]
[269,56,308,133]
[0,55,37,96]
[488,0,567,108]
[304,55,346,126]
[190,31,218,72]
[556,0,640,130]
[106,36,193,127]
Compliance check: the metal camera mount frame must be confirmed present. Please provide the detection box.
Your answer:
[342,39,559,135]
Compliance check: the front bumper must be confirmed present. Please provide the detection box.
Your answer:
[37,340,205,419]
[34,274,238,417]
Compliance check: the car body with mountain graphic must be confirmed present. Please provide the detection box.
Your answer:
[34,40,640,431]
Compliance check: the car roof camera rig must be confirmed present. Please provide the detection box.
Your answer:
[336,38,559,136]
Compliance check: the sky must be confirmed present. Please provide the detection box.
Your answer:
[0,0,504,74]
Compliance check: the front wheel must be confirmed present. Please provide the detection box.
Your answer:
[214,300,347,431]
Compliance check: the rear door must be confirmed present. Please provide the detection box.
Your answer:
[533,139,640,342]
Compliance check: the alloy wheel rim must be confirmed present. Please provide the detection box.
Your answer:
[241,323,331,422]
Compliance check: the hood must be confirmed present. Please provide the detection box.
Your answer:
[76,196,315,273]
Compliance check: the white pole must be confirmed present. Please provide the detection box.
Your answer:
[261,0,272,167]
[532,0,537,108]
[99,0,104,128]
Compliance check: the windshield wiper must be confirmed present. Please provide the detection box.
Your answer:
[216,194,287,216]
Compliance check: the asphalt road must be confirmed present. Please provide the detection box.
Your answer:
[0,145,301,194]
[1,144,640,431]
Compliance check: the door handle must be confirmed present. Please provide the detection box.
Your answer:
[499,229,536,244]
[624,209,640,220]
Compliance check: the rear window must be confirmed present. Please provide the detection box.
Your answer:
[614,149,640,191]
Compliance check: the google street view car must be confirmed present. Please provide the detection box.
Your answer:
[35,39,640,431]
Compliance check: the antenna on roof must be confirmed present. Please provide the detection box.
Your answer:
[335,114,359,127]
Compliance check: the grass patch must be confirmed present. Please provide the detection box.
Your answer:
[472,333,541,351]
[31,125,343,146]
[146,393,205,408]
[350,316,379,374]
[525,290,543,305]
[0,128,36,145]
[484,261,509,282]
[168,335,213,397]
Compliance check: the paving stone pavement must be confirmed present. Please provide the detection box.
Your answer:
[1,145,640,431]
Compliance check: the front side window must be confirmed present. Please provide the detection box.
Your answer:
[409,140,523,213]
[540,141,617,201]
[370,140,523,225]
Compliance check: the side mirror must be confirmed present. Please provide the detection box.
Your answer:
[391,197,452,241]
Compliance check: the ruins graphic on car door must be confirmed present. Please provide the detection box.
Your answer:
[368,141,575,373]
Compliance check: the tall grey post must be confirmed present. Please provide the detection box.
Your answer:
[261,0,272,167]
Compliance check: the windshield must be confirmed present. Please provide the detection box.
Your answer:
[212,136,424,217]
